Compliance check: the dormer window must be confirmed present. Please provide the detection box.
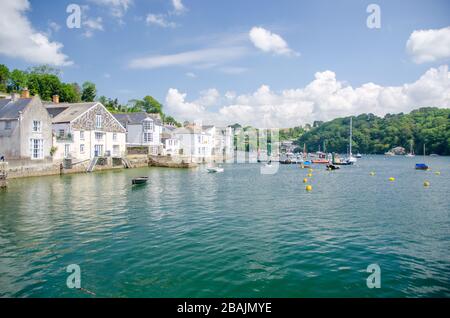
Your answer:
[143,119,153,131]
[96,114,102,129]
[5,121,11,130]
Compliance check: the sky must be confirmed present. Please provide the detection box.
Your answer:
[0,0,450,127]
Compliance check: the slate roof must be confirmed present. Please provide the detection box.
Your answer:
[113,112,162,126]
[44,102,97,123]
[0,98,33,120]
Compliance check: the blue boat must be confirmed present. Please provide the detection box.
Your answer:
[415,163,429,170]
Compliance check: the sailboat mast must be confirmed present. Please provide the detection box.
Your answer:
[349,117,353,156]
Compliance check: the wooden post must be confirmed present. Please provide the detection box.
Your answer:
[0,162,8,189]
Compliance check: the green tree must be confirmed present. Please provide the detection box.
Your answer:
[130,95,163,114]
[81,81,97,102]
[7,69,28,93]
[60,82,81,103]
[27,73,62,101]
[0,64,10,92]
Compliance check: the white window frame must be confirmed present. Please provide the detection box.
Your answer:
[143,119,153,131]
[144,132,153,143]
[95,114,102,129]
[95,132,103,140]
[80,144,85,154]
[30,138,44,160]
[32,120,41,133]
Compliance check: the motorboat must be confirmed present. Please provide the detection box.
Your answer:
[207,166,224,173]
[132,177,149,185]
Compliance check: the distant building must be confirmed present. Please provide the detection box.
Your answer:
[214,126,234,159]
[113,112,162,155]
[161,125,180,156]
[0,91,53,161]
[45,97,126,161]
[172,125,214,162]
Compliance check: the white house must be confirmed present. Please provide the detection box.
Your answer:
[0,92,53,161]
[161,125,180,156]
[214,126,234,159]
[45,99,126,161]
[172,124,215,162]
[113,112,162,155]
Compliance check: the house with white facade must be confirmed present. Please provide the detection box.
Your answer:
[161,125,180,156]
[113,112,162,155]
[214,126,234,160]
[45,99,126,162]
[172,124,215,162]
[0,92,53,161]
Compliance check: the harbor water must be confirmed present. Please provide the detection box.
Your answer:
[0,155,449,297]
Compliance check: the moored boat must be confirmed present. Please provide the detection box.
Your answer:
[207,166,224,173]
[132,177,149,185]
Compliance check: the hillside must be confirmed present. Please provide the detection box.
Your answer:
[295,107,450,155]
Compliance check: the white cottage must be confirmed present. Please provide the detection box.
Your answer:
[45,100,126,161]
[173,124,215,162]
[113,112,162,155]
[0,92,53,161]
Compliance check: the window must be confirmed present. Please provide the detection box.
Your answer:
[80,131,85,140]
[32,120,41,132]
[5,121,11,130]
[80,144,85,154]
[143,120,153,131]
[113,133,117,141]
[30,139,43,159]
[58,129,65,137]
[144,132,153,143]
[113,145,120,156]
[198,136,201,143]
[95,132,103,140]
[96,114,102,129]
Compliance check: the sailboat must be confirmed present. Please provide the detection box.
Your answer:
[405,140,415,157]
[346,117,357,164]
[415,144,429,170]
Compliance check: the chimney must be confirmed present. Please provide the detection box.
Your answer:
[21,88,30,99]
[52,95,59,104]
[11,93,20,102]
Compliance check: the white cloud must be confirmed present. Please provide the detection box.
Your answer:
[249,27,298,56]
[407,26,450,64]
[164,65,450,128]
[88,0,132,19]
[0,0,72,66]
[171,0,187,15]
[128,47,249,69]
[186,72,197,78]
[82,17,104,38]
[219,66,248,75]
[146,14,176,28]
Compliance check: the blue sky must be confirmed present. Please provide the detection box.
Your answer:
[1,0,450,127]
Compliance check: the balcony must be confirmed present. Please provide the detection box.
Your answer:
[56,133,74,142]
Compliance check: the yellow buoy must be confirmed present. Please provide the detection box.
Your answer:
[303,178,308,183]
[435,171,440,175]
[306,185,312,191]
[389,177,395,182]
[308,169,313,173]
[370,172,375,176]
[424,181,430,187]
[307,173,313,178]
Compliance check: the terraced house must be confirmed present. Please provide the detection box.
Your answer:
[45,97,127,163]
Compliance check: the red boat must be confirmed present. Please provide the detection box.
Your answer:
[311,152,330,164]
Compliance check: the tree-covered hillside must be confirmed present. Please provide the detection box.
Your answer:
[296,107,450,155]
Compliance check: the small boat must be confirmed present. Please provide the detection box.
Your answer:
[405,140,415,157]
[207,166,224,173]
[355,153,362,158]
[132,177,149,185]
[300,161,312,168]
[415,163,429,170]
[326,164,340,170]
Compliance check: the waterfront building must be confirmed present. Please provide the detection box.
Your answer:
[214,126,234,160]
[0,91,53,161]
[172,124,215,162]
[161,125,180,156]
[113,112,162,155]
[45,96,126,161]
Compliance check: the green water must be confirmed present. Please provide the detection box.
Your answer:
[0,156,449,297]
